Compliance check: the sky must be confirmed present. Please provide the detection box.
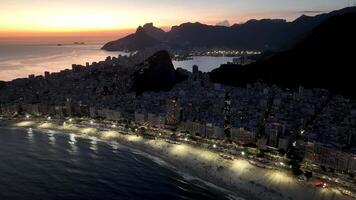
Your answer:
[0,0,352,41]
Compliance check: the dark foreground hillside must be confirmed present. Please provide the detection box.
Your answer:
[210,13,356,98]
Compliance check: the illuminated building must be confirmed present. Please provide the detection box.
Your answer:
[165,97,181,126]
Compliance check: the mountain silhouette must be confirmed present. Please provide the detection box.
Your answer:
[102,26,161,51]
[209,12,356,97]
[102,7,356,51]
[132,50,188,95]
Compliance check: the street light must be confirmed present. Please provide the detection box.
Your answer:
[68,118,73,122]
[90,120,94,125]
[26,114,30,119]
[47,116,51,120]
[184,138,188,142]
[241,151,246,156]
[213,144,217,148]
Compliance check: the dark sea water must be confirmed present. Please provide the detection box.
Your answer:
[0,126,234,200]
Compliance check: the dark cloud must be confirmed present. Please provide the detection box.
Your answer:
[216,20,230,27]
[298,10,323,14]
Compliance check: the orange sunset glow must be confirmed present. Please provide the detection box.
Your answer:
[0,0,349,42]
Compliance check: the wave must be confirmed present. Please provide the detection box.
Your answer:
[1,125,245,200]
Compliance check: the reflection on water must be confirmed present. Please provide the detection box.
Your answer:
[0,44,126,81]
[27,128,33,142]
[173,56,237,72]
[110,142,120,152]
[89,137,98,153]
[68,133,78,154]
[48,133,56,146]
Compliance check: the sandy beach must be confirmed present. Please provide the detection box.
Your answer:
[1,119,353,200]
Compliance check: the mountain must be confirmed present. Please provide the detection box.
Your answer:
[142,23,166,41]
[102,7,356,51]
[132,50,188,95]
[102,26,161,51]
[209,12,356,97]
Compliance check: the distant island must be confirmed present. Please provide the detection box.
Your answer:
[57,42,86,46]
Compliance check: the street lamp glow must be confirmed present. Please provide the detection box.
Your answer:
[68,118,73,122]
[26,114,30,119]
[47,116,51,120]
[241,151,245,156]
[112,124,116,128]
[213,144,217,148]
[280,162,285,166]
[90,120,94,125]
[184,138,188,142]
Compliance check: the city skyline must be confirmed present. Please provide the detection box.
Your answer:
[0,0,351,38]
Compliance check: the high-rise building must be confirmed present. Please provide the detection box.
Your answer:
[223,90,232,141]
[165,97,181,126]
[265,122,284,148]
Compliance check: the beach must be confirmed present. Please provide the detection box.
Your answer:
[1,118,352,200]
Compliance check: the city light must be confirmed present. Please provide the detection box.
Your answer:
[241,151,245,156]
[26,114,30,119]
[101,130,120,140]
[47,116,51,120]
[68,118,73,122]
[230,159,251,174]
[15,121,35,127]
[213,144,217,148]
[184,137,188,141]
[38,122,54,129]
[80,128,97,135]
[279,162,285,166]
[90,120,94,125]
[112,124,116,128]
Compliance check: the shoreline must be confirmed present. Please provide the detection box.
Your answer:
[0,118,352,200]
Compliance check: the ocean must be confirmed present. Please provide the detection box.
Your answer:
[0,44,124,81]
[0,44,235,81]
[0,126,234,200]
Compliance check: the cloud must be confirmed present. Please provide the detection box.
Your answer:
[216,20,230,27]
[298,10,323,14]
